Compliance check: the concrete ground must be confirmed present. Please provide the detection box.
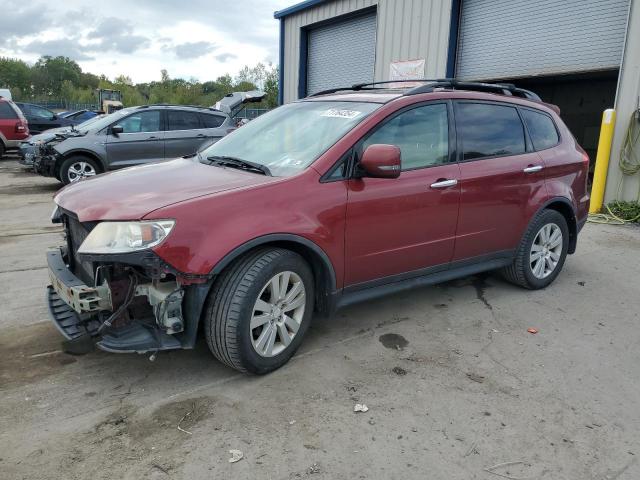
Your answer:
[0,153,639,480]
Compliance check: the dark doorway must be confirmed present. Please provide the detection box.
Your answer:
[507,70,619,167]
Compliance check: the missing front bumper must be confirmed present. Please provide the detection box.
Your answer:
[47,249,112,313]
[45,247,211,353]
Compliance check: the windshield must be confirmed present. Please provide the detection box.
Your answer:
[86,108,136,132]
[75,115,105,132]
[200,101,380,176]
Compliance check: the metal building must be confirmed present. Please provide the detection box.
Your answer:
[274,0,632,164]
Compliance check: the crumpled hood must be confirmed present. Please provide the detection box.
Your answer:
[54,158,278,221]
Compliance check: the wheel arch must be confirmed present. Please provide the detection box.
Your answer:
[538,197,578,254]
[57,150,105,174]
[210,234,338,314]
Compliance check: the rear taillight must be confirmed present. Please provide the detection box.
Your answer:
[15,120,28,135]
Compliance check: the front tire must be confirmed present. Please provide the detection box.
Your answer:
[501,209,569,289]
[204,248,314,374]
[59,156,100,185]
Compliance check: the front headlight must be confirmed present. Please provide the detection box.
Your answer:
[78,220,175,254]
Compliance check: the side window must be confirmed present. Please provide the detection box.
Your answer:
[200,113,225,128]
[168,111,201,130]
[0,102,18,119]
[118,110,161,133]
[456,103,526,160]
[362,103,449,170]
[521,109,559,151]
[76,111,95,121]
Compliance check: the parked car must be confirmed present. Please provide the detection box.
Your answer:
[45,80,589,374]
[0,97,29,159]
[14,102,75,134]
[58,109,100,122]
[35,104,236,184]
[18,115,105,167]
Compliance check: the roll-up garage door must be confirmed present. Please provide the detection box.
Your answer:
[306,11,377,95]
[456,0,630,80]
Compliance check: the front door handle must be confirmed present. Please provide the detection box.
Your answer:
[430,179,458,189]
[523,165,543,173]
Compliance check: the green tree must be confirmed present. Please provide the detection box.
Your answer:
[31,56,82,96]
[0,57,32,98]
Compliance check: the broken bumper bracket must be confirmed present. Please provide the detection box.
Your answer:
[46,285,100,340]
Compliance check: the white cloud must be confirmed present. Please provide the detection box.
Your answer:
[0,0,292,83]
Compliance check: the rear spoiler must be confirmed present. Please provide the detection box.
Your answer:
[544,103,561,115]
[214,90,266,117]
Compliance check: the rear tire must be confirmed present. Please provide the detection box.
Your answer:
[501,209,569,289]
[0,141,5,159]
[59,156,101,185]
[204,248,314,374]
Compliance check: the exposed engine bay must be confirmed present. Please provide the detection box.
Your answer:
[47,209,210,354]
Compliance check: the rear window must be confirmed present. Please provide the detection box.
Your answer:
[168,111,201,130]
[0,101,18,119]
[456,102,526,161]
[521,109,559,151]
[200,113,225,128]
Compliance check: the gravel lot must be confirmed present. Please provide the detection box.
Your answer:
[1,153,639,480]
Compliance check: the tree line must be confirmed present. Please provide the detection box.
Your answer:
[0,56,278,109]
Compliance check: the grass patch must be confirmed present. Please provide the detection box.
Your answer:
[607,201,640,223]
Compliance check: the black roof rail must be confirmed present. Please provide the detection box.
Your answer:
[309,79,450,97]
[309,78,541,101]
[136,103,222,112]
[404,79,541,101]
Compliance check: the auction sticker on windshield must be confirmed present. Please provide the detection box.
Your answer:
[321,108,362,119]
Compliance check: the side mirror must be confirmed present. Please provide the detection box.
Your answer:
[111,125,124,135]
[360,144,401,179]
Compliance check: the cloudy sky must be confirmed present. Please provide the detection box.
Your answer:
[0,0,293,83]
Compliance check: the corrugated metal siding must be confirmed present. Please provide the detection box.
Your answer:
[282,0,452,103]
[373,0,451,82]
[457,0,630,80]
[282,0,378,103]
[307,12,377,95]
[606,0,637,203]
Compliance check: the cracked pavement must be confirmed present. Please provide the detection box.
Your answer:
[0,155,639,479]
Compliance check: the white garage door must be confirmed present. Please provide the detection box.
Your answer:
[456,0,630,80]
[307,11,377,95]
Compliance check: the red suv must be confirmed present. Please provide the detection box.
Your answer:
[46,80,589,373]
[0,97,29,158]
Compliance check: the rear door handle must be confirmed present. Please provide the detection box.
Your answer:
[430,179,458,189]
[523,165,543,173]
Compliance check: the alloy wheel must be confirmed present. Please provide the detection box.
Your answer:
[250,271,306,357]
[529,223,563,279]
[67,161,96,183]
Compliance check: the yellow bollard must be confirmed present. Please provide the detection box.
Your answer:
[589,108,616,214]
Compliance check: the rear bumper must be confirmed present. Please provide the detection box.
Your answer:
[3,138,25,148]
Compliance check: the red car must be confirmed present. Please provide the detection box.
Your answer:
[0,96,29,158]
[47,80,589,374]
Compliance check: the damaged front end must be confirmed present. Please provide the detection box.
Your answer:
[33,130,83,177]
[46,209,211,354]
